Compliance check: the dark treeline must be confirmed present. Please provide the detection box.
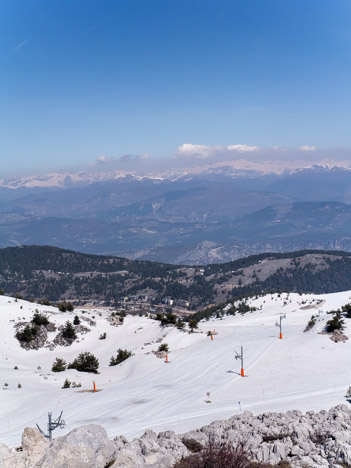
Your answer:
[1,246,351,308]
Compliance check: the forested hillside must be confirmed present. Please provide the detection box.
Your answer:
[1,246,351,309]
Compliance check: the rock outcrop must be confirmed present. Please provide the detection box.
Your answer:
[110,404,351,467]
[38,425,116,467]
[3,405,351,467]
[0,425,115,468]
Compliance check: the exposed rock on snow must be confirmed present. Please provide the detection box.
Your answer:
[80,315,96,327]
[330,329,349,343]
[5,405,351,467]
[53,323,90,347]
[107,315,123,327]
[15,322,56,350]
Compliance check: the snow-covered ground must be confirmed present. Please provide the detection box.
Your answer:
[1,290,351,447]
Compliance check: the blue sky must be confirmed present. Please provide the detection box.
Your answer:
[1,0,351,176]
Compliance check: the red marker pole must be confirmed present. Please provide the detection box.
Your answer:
[93,381,96,392]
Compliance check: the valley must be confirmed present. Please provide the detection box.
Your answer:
[2,166,351,263]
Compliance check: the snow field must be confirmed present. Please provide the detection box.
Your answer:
[1,290,351,446]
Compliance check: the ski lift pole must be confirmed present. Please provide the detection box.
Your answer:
[235,346,244,377]
[48,412,52,441]
[37,411,65,442]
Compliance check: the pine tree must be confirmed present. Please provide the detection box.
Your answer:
[62,378,71,388]
[65,302,74,312]
[52,357,67,372]
[68,352,99,373]
[16,324,38,343]
[62,321,76,340]
[73,315,80,325]
[32,312,49,326]
[109,349,132,366]
[326,312,344,333]
[342,303,351,318]
[189,319,198,332]
[176,318,185,329]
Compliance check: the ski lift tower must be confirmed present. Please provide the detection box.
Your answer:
[276,314,286,339]
[235,346,245,377]
[36,411,65,441]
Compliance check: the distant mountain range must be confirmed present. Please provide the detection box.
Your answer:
[2,164,351,263]
[1,160,351,189]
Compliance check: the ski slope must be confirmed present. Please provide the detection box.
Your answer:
[1,290,351,447]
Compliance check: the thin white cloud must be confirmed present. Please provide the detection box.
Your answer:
[227,144,260,153]
[119,153,149,161]
[273,145,287,151]
[4,38,31,59]
[96,155,115,164]
[96,153,149,164]
[176,143,261,159]
[299,145,317,152]
[82,23,103,35]
[176,144,214,159]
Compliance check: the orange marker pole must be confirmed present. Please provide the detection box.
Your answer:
[236,346,245,377]
[93,381,96,392]
[211,334,213,341]
[165,354,169,363]
[278,315,285,339]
